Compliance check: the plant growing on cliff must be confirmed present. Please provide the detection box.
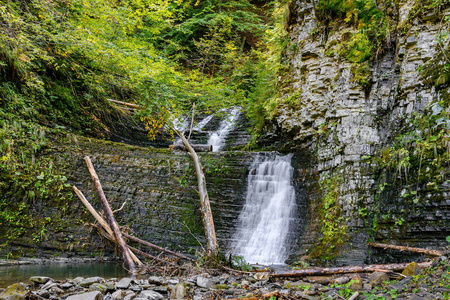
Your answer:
[310,175,349,262]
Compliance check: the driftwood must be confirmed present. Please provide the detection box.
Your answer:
[171,144,213,152]
[72,186,142,266]
[368,242,443,256]
[84,156,136,272]
[270,262,432,277]
[178,132,218,253]
[106,98,140,108]
[122,233,194,262]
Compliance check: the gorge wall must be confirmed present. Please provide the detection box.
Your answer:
[265,0,450,264]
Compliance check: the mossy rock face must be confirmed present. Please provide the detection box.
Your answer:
[0,282,28,300]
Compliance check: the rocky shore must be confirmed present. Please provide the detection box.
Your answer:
[0,254,448,300]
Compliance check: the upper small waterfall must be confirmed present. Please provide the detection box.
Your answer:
[208,108,240,152]
[231,153,297,265]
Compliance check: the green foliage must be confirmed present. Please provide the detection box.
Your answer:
[245,1,291,130]
[339,33,372,63]
[350,61,372,89]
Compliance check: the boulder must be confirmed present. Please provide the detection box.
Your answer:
[29,276,52,284]
[0,283,28,300]
[402,262,421,276]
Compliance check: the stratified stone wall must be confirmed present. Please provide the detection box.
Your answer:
[70,138,256,254]
[272,0,450,265]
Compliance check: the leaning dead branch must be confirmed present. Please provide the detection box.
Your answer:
[73,186,142,266]
[368,242,443,256]
[269,262,432,277]
[84,156,136,272]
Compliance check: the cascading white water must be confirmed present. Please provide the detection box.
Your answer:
[231,154,297,265]
[208,108,240,152]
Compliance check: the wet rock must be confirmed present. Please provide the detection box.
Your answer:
[402,262,421,276]
[30,276,52,284]
[137,289,164,300]
[170,283,187,299]
[49,285,64,295]
[116,278,133,289]
[80,277,104,287]
[368,272,389,286]
[66,291,103,300]
[0,283,28,300]
[196,276,213,289]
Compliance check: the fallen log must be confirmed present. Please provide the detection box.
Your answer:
[72,186,142,266]
[171,144,213,152]
[122,233,194,262]
[84,156,136,272]
[368,242,443,256]
[270,262,432,277]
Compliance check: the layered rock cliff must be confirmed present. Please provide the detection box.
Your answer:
[269,0,450,265]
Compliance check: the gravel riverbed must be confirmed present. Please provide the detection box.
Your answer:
[0,254,448,300]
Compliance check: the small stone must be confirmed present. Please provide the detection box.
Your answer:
[167,279,179,285]
[368,271,389,286]
[36,289,50,298]
[211,284,229,289]
[137,290,164,300]
[0,283,28,300]
[363,283,372,290]
[170,283,187,299]
[116,278,133,289]
[402,262,421,276]
[123,291,135,300]
[61,282,75,289]
[89,283,109,293]
[253,273,269,281]
[350,275,363,290]
[30,276,52,284]
[306,276,332,284]
[49,285,64,295]
[152,286,168,293]
[196,277,212,289]
[330,276,349,285]
[148,276,166,285]
[111,290,126,300]
[65,291,103,300]
[129,284,142,292]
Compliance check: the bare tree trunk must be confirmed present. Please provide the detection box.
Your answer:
[368,242,443,256]
[177,132,218,254]
[84,156,136,272]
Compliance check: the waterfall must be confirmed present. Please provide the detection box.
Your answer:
[208,108,240,152]
[231,154,297,265]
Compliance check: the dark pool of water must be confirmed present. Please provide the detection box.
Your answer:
[0,262,128,288]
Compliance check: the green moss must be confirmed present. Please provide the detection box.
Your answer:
[309,174,348,262]
[350,62,372,89]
